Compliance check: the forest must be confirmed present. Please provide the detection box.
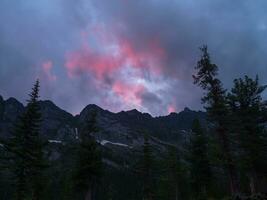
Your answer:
[0,46,267,200]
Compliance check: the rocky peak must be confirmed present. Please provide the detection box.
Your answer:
[118,109,152,119]
[78,104,111,124]
[39,100,57,109]
[5,97,24,107]
[81,104,104,114]
[39,100,73,119]
[3,97,24,122]
[126,109,140,115]
[0,96,4,120]
[183,107,191,112]
[0,94,207,146]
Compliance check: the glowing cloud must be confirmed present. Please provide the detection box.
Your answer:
[64,24,170,113]
[167,104,176,114]
[65,46,122,79]
[42,60,57,81]
[112,81,145,108]
[65,24,165,79]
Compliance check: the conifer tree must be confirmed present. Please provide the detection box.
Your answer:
[73,111,102,200]
[2,80,47,200]
[189,119,211,200]
[193,46,239,195]
[228,75,267,194]
[140,134,154,200]
[164,146,184,200]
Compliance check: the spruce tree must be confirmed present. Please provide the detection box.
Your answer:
[189,119,211,200]
[164,146,185,200]
[73,111,102,200]
[228,75,267,194]
[193,46,239,195]
[2,80,47,200]
[140,134,154,200]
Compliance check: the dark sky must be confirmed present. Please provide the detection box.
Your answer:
[0,0,267,116]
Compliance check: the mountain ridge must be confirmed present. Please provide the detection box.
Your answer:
[0,94,207,177]
[0,95,204,118]
[0,95,207,150]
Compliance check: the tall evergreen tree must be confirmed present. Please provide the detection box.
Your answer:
[189,119,211,200]
[139,134,154,200]
[2,80,47,200]
[228,75,267,194]
[73,111,102,200]
[193,46,239,195]
[161,146,185,200]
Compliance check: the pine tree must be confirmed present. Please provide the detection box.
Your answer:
[193,46,239,195]
[73,111,102,200]
[189,119,211,200]
[164,146,185,200]
[139,134,154,200]
[2,80,47,200]
[228,75,267,194]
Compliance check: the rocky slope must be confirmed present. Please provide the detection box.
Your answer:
[0,95,207,165]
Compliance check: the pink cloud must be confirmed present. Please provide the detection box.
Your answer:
[64,24,171,114]
[118,38,165,74]
[167,104,176,114]
[65,45,123,79]
[64,25,166,80]
[112,81,145,108]
[42,60,57,81]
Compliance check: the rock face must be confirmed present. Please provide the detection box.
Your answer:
[0,97,77,140]
[0,95,207,164]
[39,100,76,141]
[76,104,207,149]
[0,96,24,137]
[0,96,207,143]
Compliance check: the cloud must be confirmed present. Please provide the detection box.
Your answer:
[1,0,267,115]
[63,24,168,114]
[167,104,176,114]
[112,81,145,108]
[41,60,57,81]
[64,24,165,80]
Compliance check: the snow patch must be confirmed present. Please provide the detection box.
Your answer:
[48,140,62,144]
[99,140,130,148]
[75,128,79,139]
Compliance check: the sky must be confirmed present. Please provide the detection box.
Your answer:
[0,0,267,116]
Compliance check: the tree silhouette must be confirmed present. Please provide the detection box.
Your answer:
[2,80,47,200]
[193,46,239,195]
[73,111,102,200]
[228,75,267,194]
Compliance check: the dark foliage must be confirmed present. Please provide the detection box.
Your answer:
[1,80,47,200]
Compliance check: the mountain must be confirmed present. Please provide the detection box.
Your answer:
[0,95,207,165]
[39,100,76,140]
[0,96,25,138]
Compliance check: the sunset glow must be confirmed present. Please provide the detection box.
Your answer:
[1,0,265,115]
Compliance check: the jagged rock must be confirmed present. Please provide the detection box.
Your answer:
[0,95,207,165]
